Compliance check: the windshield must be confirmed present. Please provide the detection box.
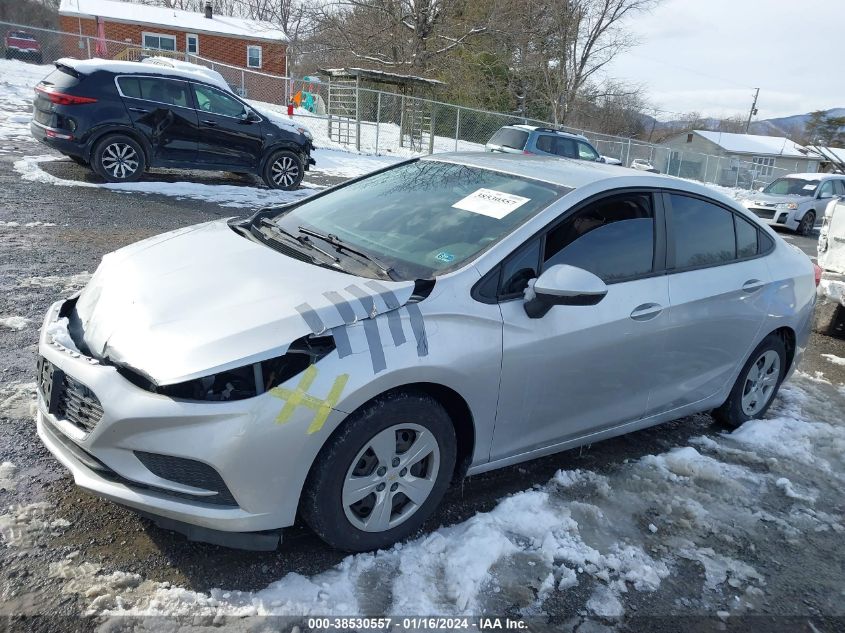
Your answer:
[271,160,567,279]
[763,177,818,196]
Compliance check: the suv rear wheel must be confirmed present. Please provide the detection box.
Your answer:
[263,149,304,190]
[92,135,145,183]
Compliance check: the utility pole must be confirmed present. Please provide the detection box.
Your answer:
[744,88,760,134]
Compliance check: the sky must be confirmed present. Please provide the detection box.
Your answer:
[605,0,845,122]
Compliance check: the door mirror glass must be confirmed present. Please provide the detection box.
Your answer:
[524,264,608,318]
[243,109,260,122]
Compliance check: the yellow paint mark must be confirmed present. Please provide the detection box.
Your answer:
[269,365,349,434]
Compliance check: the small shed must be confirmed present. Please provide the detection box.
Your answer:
[318,67,444,152]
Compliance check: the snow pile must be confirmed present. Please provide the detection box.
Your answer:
[18,271,92,293]
[0,220,57,228]
[0,502,71,548]
[819,278,845,306]
[0,316,30,331]
[821,353,845,366]
[0,462,18,491]
[0,382,38,420]
[0,59,49,147]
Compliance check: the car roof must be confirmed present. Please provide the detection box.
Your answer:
[54,57,232,92]
[423,152,697,191]
[783,172,841,181]
[505,124,588,141]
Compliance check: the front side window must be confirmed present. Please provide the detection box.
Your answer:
[818,180,835,198]
[272,160,567,280]
[577,141,600,161]
[489,128,529,151]
[543,193,654,282]
[192,83,247,117]
[670,194,735,268]
[247,45,262,68]
[118,76,190,107]
[142,32,176,51]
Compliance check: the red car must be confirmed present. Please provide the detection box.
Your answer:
[4,30,43,64]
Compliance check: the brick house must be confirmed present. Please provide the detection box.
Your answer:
[58,0,287,75]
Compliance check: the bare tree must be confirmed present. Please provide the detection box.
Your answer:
[531,0,658,124]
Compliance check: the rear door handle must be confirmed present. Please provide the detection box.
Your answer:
[128,107,148,113]
[742,279,765,293]
[630,302,664,321]
[201,119,218,126]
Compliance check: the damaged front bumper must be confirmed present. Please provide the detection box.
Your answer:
[35,299,348,544]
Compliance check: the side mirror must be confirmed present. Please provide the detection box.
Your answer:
[524,264,608,319]
[757,186,765,192]
[242,110,260,123]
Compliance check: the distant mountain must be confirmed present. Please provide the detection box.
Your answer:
[641,107,845,142]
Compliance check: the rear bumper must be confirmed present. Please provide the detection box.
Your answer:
[30,120,85,159]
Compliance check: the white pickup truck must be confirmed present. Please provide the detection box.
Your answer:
[815,196,845,335]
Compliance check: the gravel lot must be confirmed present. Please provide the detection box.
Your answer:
[2,131,845,632]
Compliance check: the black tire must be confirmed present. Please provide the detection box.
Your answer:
[92,134,145,183]
[798,211,816,237]
[301,390,457,552]
[713,333,787,429]
[262,149,304,190]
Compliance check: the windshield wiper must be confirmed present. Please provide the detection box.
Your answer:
[256,218,340,266]
[297,226,396,280]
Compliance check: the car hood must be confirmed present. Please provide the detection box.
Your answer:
[253,106,311,138]
[74,220,413,386]
[746,193,813,205]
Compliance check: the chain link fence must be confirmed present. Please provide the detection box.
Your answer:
[1,19,811,191]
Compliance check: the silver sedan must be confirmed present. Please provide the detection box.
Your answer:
[35,153,816,552]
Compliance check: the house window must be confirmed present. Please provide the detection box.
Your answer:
[186,34,198,55]
[752,156,775,177]
[247,45,262,68]
[142,32,176,51]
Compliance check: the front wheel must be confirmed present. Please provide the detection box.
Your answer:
[797,211,815,236]
[92,135,145,183]
[301,391,456,552]
[713,334,787,428]
[262,149,304,190]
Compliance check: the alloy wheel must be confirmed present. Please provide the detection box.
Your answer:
[101,142,139,179]
[799,213,815,236]
[741,350,780,416]
[271,155,300,187]
[342,423,440,532]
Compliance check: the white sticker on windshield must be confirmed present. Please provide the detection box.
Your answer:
[803,184,816,191]
[452,188,531,220]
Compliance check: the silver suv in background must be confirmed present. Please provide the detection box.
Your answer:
[741,173,845,236]
[486,124,607,163]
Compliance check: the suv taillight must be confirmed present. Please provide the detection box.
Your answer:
[814,263,823,287]
[35,85,97,106]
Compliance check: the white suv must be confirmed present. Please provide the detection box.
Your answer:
[742,173,845,236]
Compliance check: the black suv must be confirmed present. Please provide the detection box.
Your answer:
[30,59,314,190]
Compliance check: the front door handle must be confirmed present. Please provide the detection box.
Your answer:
[742,279,765,293]
[201,119,218,126]
[128,107,148,113]
[630,302,664,321]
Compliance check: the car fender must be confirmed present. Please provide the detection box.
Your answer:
[259,140,308,172]
[84,124,153,165]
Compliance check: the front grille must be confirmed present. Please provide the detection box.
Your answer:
[135,451,238,506]
[37,356,104,434]
[751,208,776,220]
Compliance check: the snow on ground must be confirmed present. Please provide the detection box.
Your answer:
[0,462,17,491]
[0,382,37,420]
[821,353,845,366]
[0,316,30,331]
[0,59,51,150]
[18,271,92,294]
[0,220,57,227]
[8,369,840,622]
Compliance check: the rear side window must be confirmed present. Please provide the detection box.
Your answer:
[544,193,654,282]
[489,128,529,150]
[670,194,736,268]
[735,215,758,258]
[118,77,190,108]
